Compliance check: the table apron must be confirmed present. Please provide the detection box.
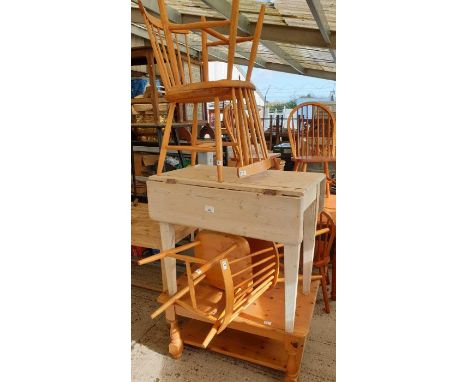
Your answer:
[147,181,313,245]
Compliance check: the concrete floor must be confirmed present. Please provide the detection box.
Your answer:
[131,264,335,382]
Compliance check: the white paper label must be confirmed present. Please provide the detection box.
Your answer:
[195,269,202,275]
[204,205,215,213]
[216,160,223,166]
[221,260,228,270]
[239,170,247,177]
[263,320,272,326]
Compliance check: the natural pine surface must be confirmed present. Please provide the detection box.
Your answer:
[131,263,336,381]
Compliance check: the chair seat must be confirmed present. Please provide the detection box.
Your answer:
[166,80,256,103]
[292,155,336,163]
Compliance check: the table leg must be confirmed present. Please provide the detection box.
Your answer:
[302,198,318,294]
[285,335,302,382]
[159,222,183,357]
[283,244,301,333]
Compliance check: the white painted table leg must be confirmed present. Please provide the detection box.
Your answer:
[302,198,318,295]
[283,244,301,333]
[159,222,176,321]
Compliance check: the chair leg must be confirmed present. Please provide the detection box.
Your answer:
[214,97,223,182]
[331,247,336,301]
[301,162,307,172]
[320,267,330,313]
[323,162,331,197]
[191,102,198,166]
[293,161,300,171]
[157,103,176,175]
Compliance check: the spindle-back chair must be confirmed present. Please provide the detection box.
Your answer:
[138,230,280,348]
[287,102,336,196]
[313,211,335,313]
[137,0,275,181]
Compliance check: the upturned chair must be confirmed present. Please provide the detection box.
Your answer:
[224,103,282,168]
[287,102,336,196]
[313,210,336,313]
[138,230,280,350]
[137,0,276,182]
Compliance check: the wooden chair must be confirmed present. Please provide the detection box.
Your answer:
[224,104,282,168]
[287,102,336,196]
[138,230,280,350]
[223,103,241,162]
[313,211,336,313]
[137,0,276,182]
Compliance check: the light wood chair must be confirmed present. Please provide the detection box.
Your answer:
[224,103,282,168]
[223,103,242,162]
[313,211,336,313]
[137,0,276,182]
[138,230,280,350]
[287,102,336,196]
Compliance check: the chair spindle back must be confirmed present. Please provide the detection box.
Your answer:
[138,230,280,345]
[137,0,195,92]
[314,211,336,267]
[287,102,336,160]
[138,0,266,87]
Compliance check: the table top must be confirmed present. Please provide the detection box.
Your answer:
[148,165,325,198]
[131,203,196,249]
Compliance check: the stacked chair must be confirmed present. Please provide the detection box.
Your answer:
[137,0,279,182]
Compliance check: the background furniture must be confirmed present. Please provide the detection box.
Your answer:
[323,196,336,300]
[131,203,195,250]
[313,210,336,313]
[266,114,285,150]
[131,46,196,199]
[287,102,336,197]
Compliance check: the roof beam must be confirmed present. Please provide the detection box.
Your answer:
[305,0,336,62]
[135,0,181,23]
[199,0,305,75]
[131,24,257,68]
[131,8,333,48]
[263,63,335,81]
[131,25,333,79]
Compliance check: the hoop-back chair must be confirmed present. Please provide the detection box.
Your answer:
[138,230,280,351]
[137,0,275,182]
[287,102,336,196]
